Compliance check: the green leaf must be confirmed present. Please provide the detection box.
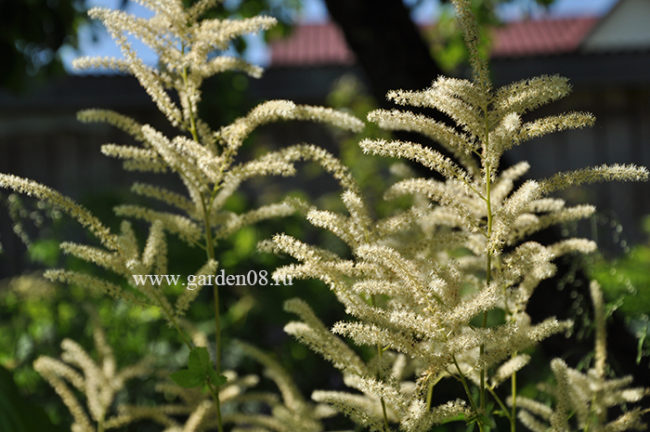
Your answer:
[188,347,211,375]
[172,347,225,389]
[208,369,227,387]
[170,369,203,388]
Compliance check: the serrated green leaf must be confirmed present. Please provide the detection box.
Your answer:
[173,348,224,389]
[170,369,203,388]
[208,369,227,387]
[188,347,211,374]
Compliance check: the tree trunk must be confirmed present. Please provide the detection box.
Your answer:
[323,0,442,103]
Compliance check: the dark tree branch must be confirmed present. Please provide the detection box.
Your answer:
[323,0,442,103]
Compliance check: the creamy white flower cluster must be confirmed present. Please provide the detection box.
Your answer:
[0,0,365,430]
[0,0,363,322]
[264,0,648,430]
[34,323,151,432]
[514,282,649,432]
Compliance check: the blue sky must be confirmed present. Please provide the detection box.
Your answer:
[293,0,619,23]
[61,0,619,70]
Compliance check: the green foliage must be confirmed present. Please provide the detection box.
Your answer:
[590,216,650,317]
[0,365,63,432]
[588,216,650,365]
[171,347,227,388]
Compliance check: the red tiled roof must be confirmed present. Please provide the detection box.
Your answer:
[493,16,599,56]
[270,17,600,66]
[270,23,355,66]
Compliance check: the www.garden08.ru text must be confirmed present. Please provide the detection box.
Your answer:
[132,270,293,289]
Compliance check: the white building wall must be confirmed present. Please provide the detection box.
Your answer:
[583,0,650,51]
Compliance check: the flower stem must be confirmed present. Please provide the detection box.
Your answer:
[426,378,435,411]
[511,367,517,432]
[182,61,224,432]
[199,191,224,432]
[486,385,512,423]
[453,355,484,432]
[479,160,493,426]
[206,380,224,431]
[371,295,391,432]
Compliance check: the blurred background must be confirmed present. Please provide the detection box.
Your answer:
[1,0,649,430]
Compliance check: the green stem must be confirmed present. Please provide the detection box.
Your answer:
[511,367,517,432]
[425,378,435,411]
[379,388,390,432]
[149,285,194,349]
[477,84,493,426]
[206,380,224,430]
[182,61,223,432]
[371,295,391,432]
[486,385,512,423]
[171,313,194,349]
[479,161,493,424]
[480,312,487,413]
[181,67,200,143]
[453,355,484,432]
[151,261,224,430]
[200,188,224,432]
